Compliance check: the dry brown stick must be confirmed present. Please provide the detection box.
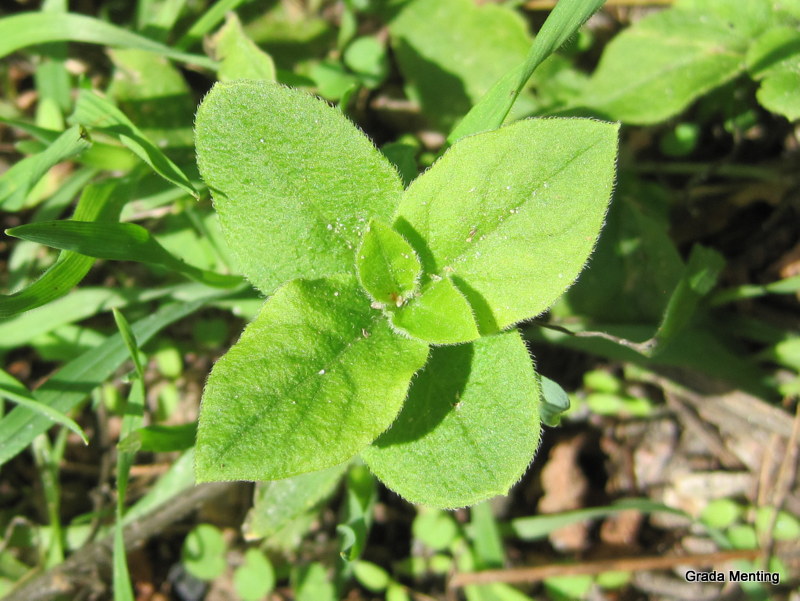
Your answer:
[448,549,763,588]
[663,390,745,470]
[760,401,800,567]
[5,482,237,601]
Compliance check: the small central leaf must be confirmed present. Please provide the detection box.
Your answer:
[356,219,421,306]
[391,277,479,345]
[195,274,429,482]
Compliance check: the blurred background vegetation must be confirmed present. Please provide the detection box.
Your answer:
[0,0,799,600]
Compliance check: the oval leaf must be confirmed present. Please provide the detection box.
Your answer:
[195,81,404,295]
[579,8,747,124]
[391,277,479,345]
[394,118,618,334]
[362,330,540,508]
[356,219,421,306]
[196,275,429,482]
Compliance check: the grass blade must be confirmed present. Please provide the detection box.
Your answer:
[6,167,96,291]
[0,178,129,318]
[7,220,243,288]
[73,89,197,197]
[0,283,215,348]
[0,369,88,444]
[118,423,197,453]
[448,0,606,143]
[510,499,689,541]
[112,309,144,601]
[0,12,216,70]
[470,502,505,569]
[0,125,91,210]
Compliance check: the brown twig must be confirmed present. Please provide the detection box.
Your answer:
[531,320,654,354]
[448,549,763,588]
[760,400,800,567]
[5,482,237,601]
[663,390,745,470]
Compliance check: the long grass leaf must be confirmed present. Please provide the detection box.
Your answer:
[0,369,88,444]
[448,0,606,143]
[73,90,197,197]
[7,220,242,288]
[0,125,91,210]
[0,12,216,70]
[0,284,213,348]
[112,309,144,601]
[510,499,688,541]
[6,168,97,291]
[0,178,129,318]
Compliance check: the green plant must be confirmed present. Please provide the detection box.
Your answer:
[192,79,618,508]
[577,0,800,123]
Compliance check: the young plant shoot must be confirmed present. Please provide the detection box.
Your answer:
[194,81,618,508]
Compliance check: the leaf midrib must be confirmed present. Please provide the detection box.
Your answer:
[433,135,606,279]
[586,35,744,108]
[206,310,385,472]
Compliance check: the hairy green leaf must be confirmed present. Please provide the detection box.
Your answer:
[395,118,618,334]
[195,81,403,294]
[356,219,421,306]
[579,7,747,124]
[212,13,276,82]
[362,330,540,508]
[196,275,429,482]
[391,277,479,345]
